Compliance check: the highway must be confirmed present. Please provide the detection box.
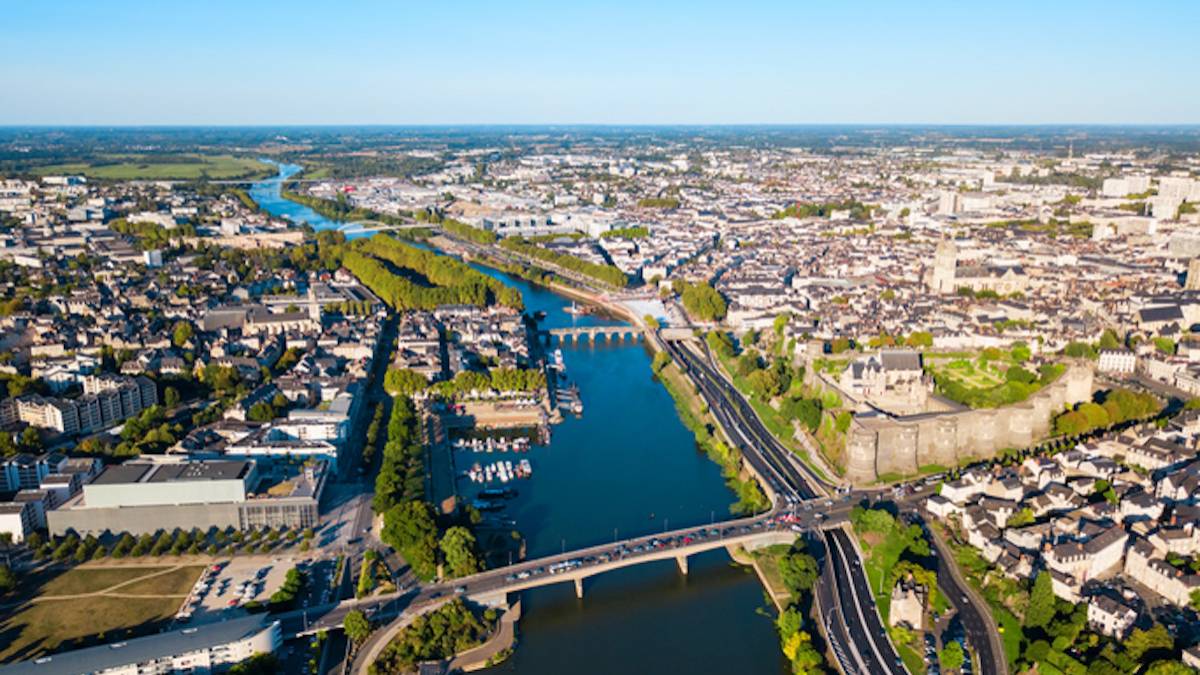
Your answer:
[661,337,827,499]
[661,336,908,675]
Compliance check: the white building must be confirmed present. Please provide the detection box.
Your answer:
[1087,595,1137,638]
[0,615,279,675]
[0,501,36,544]
[1097,349,1137,375]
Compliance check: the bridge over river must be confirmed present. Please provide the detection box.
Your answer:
[271,493,869,670]
[540,324,643,344]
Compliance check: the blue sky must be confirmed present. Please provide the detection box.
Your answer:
[2,0,1197,125]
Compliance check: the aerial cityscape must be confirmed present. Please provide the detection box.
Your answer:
[2,2,1200,675]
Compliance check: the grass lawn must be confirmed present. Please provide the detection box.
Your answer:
[0,596,179,662]
[750,544,792,601]
[38,566,170,597]
[0,565,206,663]
[993,605,1023,668]
[116,566,205,596]
[855,529,910,621]
[896,639,927,675]
[32,154,272,180]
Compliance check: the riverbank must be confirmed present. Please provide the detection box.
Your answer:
[656,358,770,516]
[249,166,788,675]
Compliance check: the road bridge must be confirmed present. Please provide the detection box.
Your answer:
[543,324,642,345]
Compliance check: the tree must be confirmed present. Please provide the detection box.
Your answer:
[228,653,280,675]
[343,609,371,644]
[778,549,819,595]
[774,312,790,337]
[18,427,42,452]
[172,321,194,348]
[1006,508,1034,528]
[781,397,822,432]
[381,501,438,581]
[247,402,276,422]
[679,281,727,321]
[850,506,895,534]
[747,368,784,400]
[0,564,16,594]
[163,386,181,408]
[384,368,428,397]
[651,351,671,374]
[706,330,735,358]
[1005,366,1037,384]
[940,641,965,671]
[1010,341,1032,362]
[736,352,762,377]
[1025,571,1056,630]
[1098,329,1122,351]
[1027,639,1051,663]
[1144,661,1193,675]
[439,526,481,578]
[1126,624,1173,662]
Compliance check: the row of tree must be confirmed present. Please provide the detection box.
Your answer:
[770,540,826,675]
[499,237,628,288]
[1052,388,1160,437]
[373,397,425,514]
[342,235,523,310]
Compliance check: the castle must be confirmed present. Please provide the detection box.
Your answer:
[842,363,1093,482]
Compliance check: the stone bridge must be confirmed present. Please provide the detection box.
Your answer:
[542,325,642,345]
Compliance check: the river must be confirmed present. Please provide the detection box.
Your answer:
[251,164,786,674]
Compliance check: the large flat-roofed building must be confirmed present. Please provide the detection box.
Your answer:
[48,457,325,536]
[0,614,280,675]
[82,460,254,509]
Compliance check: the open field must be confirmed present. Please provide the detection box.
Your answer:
[0,596,181,662]
[37,566,168,596]
[0,565,204,663]
[31,154,272,180]
[115,565,206,597]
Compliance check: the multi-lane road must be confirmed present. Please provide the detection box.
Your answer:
[661,336,909,675]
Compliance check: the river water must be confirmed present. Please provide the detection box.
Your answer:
[251,165,786,674]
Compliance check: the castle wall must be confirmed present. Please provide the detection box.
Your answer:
[846,364,1094,483]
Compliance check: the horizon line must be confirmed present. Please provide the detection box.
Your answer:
[2,122,1199,130]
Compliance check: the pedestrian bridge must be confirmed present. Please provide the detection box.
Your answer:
[542,325,642,344]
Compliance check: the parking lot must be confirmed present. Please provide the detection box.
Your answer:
[186,555,304,624]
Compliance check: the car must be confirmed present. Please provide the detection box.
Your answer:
[454,586,467,594]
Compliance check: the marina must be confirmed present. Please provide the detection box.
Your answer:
[463,458,534,484]
[453,436,532,453]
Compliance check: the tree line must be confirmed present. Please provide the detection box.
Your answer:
[499,237,628,288]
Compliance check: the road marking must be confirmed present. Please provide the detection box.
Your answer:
[828,531,901,675]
